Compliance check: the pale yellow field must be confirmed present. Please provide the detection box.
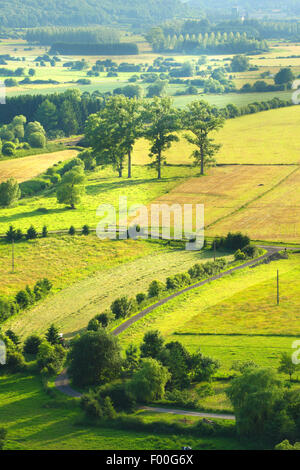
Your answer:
[133,106,300,166]
[133,165,294,229]
[207,166,300,242]
[0,149,78,183]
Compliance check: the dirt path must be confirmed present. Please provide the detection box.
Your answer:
[0,149,78,183]
[141,406,235,420]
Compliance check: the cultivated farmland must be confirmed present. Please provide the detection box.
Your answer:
[0,149,78,183]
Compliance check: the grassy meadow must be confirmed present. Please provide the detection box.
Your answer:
[118,252,300,375]
[3,242,233,338]
[0,165,198,234]
[0,372,245,450]
[133,106,300,166]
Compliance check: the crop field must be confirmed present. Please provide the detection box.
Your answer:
[137,165,295,230]
[0,149,78,183]
[133,106,300,166]
[208,166,300,242]
[0,372,244,450]
[118,252,300,375]
[4,243,233,338]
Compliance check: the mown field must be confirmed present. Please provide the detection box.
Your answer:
[0,149,78,183]
[4,242,233,338]
[147,165,295,228]
[118,252,300,375]
[0,373,246,450]
[207,166,300,242]
[133,106,300,166]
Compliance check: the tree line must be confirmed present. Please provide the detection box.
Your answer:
[25,26,120,45]
[0,90,104,138]
[147,28,269,54]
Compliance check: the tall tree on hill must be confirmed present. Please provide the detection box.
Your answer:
[85,96,143,178]
[85,111,126,177]
[35,99,58,133]
[182,100,225,175]
[143,97,181,179]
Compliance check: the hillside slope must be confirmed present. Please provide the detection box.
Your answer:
[0,0,189,28]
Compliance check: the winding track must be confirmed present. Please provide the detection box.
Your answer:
[55,244,292,418]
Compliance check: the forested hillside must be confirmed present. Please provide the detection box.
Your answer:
[189,0,300,15]
[0,0,190,28]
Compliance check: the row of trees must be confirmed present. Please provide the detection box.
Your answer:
[85,95,225,180]
[0,278,52,324]
[147,28,268,54]
[26,26,120,45]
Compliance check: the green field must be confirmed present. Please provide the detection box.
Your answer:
[118,252,300,375]
[0,165,197,234]
[4,241,233,338]
[0,372,245,450]
[133,106,300,166]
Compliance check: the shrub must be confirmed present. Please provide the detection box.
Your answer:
[82,224,90,235]
[95,312,112,328]
[242,244,259,258]
[69,225,76,235]
[26,225,38,240]
[148,280,165,298]
[87,318,100,331]
[111,297,135,319]
[42,225,48,237]
[6,349,25,372]
[136,293,146,304]
[2,141,16,156]
[166,273,191,290]
[23,334,43,355]
[15,289,30,309]
[97,381,136,412]
[28,132,46,148]
[234,249,246,261]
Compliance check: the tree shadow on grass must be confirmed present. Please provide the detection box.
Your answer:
[0,207,70,225]
[85,176,183,196]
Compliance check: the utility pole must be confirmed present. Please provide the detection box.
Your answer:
[12,239,15,273]
[277,269,279,305]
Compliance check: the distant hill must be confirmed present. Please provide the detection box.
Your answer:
[189,0,300,16]
[0,0,191,28]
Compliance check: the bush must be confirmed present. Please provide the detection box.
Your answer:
[136,293,146,304]
[6,349,25,372]
[82,224,90,235]
[111,297,135,319]
[69,225,76,235]
[26,225,38,240]
[242,244,259,258]
[148,280,165,298]
[15,289,30,309]
[28,132,46,148]
[2,141,16,156]
[97,381,136,412]
[166,273,191,290]
[234,249,246,261]
[23,334,43,355]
